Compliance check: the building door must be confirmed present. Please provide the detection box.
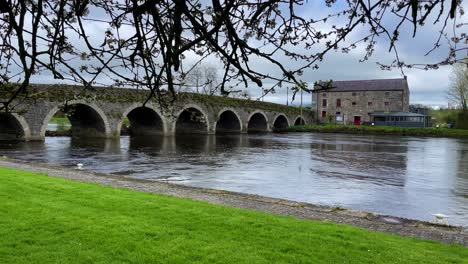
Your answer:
[353,116,361,126]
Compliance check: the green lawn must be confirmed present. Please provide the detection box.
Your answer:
[0,167,466,263]
[288,124,468,138]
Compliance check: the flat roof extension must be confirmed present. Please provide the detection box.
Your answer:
[369,111,427,117]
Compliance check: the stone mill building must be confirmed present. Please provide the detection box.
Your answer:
[312,78,410,125]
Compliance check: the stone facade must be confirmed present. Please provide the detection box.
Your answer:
[0,84,314,141]
[312,78,409,125]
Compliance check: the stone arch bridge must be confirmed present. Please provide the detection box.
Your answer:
[0,84,313,141]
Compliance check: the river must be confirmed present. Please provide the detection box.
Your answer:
[0,133,467,226]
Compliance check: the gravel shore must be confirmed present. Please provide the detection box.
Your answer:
[0,158,466,246]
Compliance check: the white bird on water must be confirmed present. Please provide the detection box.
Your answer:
[76,163,84,170]
[432,213,449,225]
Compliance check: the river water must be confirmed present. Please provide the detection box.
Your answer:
[1,133,467,226]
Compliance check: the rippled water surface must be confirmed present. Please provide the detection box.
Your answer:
[1,133,467,226]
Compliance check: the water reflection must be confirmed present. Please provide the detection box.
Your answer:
[309,136,408,187]
[70,137,121,152]
[175,135,208,153]
[0,133,467,226]
[128,136,165,152]
[455,148,468,198]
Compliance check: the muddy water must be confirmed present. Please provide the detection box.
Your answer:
[0,133,467,226]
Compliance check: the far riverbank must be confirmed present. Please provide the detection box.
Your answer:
[287,124,468,138]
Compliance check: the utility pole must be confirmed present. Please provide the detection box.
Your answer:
[286,86,289,106]
[312,90,314,107]
[300,88,303,121]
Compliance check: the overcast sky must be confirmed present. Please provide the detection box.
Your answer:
[26,1,466,108]
[248,1,467,107]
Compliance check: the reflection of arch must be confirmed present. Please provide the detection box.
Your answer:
[272,114,290,131]
[294,116,306,126]
[175,104,209,134]
[41,101,110,138]
[0,113,31,140]
[247,111,268,133]
[129,136,164,151]
[175,134,208,152]
[215,108,242,134]
[119,104,165,136]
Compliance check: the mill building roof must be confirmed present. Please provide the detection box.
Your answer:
[312,78,408,92]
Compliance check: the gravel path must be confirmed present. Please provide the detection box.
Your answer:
[1,158,466,246]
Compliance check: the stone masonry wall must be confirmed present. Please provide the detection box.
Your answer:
[313,90,408,125]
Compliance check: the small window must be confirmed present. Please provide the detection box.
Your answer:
[385,92,390,96]
[322,99,327,107]
[336,99,341,107]
[368,102,373,106]
[352,92,357,96]
[321,111,327,118]
[322,93,327,97]
[336,112,341,115]
[352,102,356,106]
[385,101,389,106]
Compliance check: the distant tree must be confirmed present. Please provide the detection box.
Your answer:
[184,64,219,95]
[448,61,468,111]
[0,1,466,111]
[201,65,219,96]
[409,104,431,115]
[184,65,203,94]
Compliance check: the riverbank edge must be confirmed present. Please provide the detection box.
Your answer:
[286,125,468,138]
[0,158,466,246]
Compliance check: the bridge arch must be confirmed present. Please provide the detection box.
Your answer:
[119,104,166,136]
[41,101,110,138]
[0,113,31,141]
[215,108,242,134]
[247,111,269,133]
[174,104,209,134]
[272,114,290,131]
[294,116,306,126]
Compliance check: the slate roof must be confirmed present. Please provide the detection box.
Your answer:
[313,78,407,92]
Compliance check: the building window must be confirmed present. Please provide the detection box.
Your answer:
[385,101,389,106]
[352,92,357,96]
[336,111,341,115]
[336,99,341,107]
[322,93,327,97]
[352,102,356,106]
[321,111,327,118]
[385,92,390,96]
[368,102,373,106]
[322,99,327,107]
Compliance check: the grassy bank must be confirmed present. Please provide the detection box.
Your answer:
[288,124,468,138]
[49,117,70,125]
[49,117,130,127]
[0,168,466,263]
